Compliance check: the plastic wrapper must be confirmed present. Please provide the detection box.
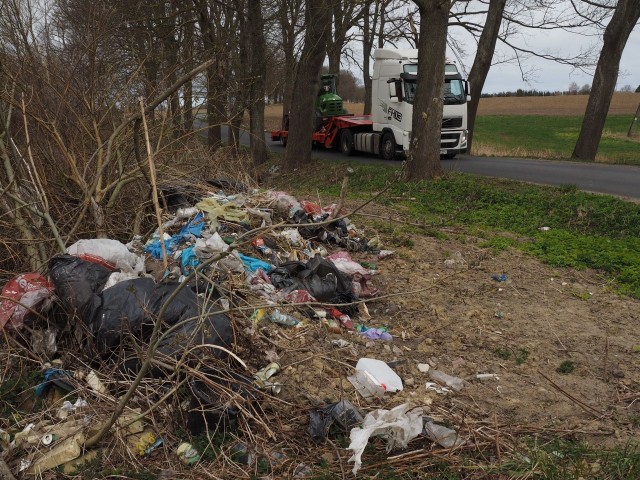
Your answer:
[347,403,423,475]
[308,400,363,442]
[0,273,54,329]
[326,251,377,277]
[67,238,145,274]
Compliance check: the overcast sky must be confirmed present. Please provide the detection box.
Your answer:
[352,4,639,95]
[474,24,640,94]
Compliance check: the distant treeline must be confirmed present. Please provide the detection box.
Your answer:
[482,84,639,98]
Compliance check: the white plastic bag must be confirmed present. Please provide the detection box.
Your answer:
[348,403,423,475]
[67,239,144,274]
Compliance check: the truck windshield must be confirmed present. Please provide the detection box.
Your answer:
[403,78,466,105]
[444,79,466,105]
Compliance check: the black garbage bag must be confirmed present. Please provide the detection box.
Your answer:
[49,255,112,319]
[269,255,352,303]
[88,278,232,366]
[268,255,358,315]
[308,400,363,443]
[49,256,233,370]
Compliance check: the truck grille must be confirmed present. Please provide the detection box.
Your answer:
[442,116,463,129]
[440,132,460,148]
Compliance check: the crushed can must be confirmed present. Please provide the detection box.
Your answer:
[176,442,200,466]
[42,433,59,445]
[253,362,282,395]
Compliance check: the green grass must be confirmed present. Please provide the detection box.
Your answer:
[271,160,640,298]
[306,438,640,479]
[557,360,576,374]
[473,115,640,164]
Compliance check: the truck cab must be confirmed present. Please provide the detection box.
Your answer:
[372,48,469,159]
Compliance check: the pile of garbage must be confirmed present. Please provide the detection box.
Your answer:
[0,183,468,476]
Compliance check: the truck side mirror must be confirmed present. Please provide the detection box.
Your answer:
[464,80,471,102]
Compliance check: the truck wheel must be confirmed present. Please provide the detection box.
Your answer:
[381,132,396,161]
[340,129,354,156]
[280,135,287,147]
[442,153,456,160]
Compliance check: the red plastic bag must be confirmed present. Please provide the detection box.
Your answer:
[0,273,54,329]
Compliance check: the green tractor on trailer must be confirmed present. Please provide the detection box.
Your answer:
[316,74,348,127]
[279,74,348,146]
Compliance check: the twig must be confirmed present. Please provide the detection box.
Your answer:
[494,413,501,465]
[330,167,353,220]
[139,98,168,271]
[604,334,609,382]
[538,370,604,418]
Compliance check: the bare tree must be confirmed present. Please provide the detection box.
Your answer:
[573,0,640,160]
[326,0,362,85]
[284,0,334,169]
[248,0,267,166]
[464,0,507,153]
[568,81,579,94]
[193,0,231,148]
[358,1,413,114]
[274,0,305,117]
[406,0,450,180]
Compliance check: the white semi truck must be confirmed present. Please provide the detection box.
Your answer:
[271,48,470,160]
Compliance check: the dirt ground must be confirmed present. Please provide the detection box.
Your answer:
[242,200,640,457]
[2,191,639,478]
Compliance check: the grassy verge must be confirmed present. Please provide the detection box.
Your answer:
[473,115,640,165]
[268,159,640,298]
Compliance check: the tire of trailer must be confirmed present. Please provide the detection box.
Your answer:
[340,129,354,156]
[381,132,396,161]
[280,135,287,147]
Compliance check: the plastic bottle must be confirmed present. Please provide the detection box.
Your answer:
[428,370,464,391]
[267,310,300,327]
[423,419,463,448]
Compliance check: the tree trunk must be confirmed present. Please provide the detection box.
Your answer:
[194,0,224,148]
[284,0,333,169]
[466,0,506,153]
[406,0,449,180]
[182,7,195,133]
[572,0,640,161]
[279,0,304,119]
[205,65,223,147]
[248,0,267,166]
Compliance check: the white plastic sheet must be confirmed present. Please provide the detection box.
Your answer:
[347,403,423,475]
[67,239,145,274]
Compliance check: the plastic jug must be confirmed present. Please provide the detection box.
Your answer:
[354,358,403,394]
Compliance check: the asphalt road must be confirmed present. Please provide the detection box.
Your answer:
[215,123,640,201]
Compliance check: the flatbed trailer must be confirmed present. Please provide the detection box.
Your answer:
[271,114,400,159]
